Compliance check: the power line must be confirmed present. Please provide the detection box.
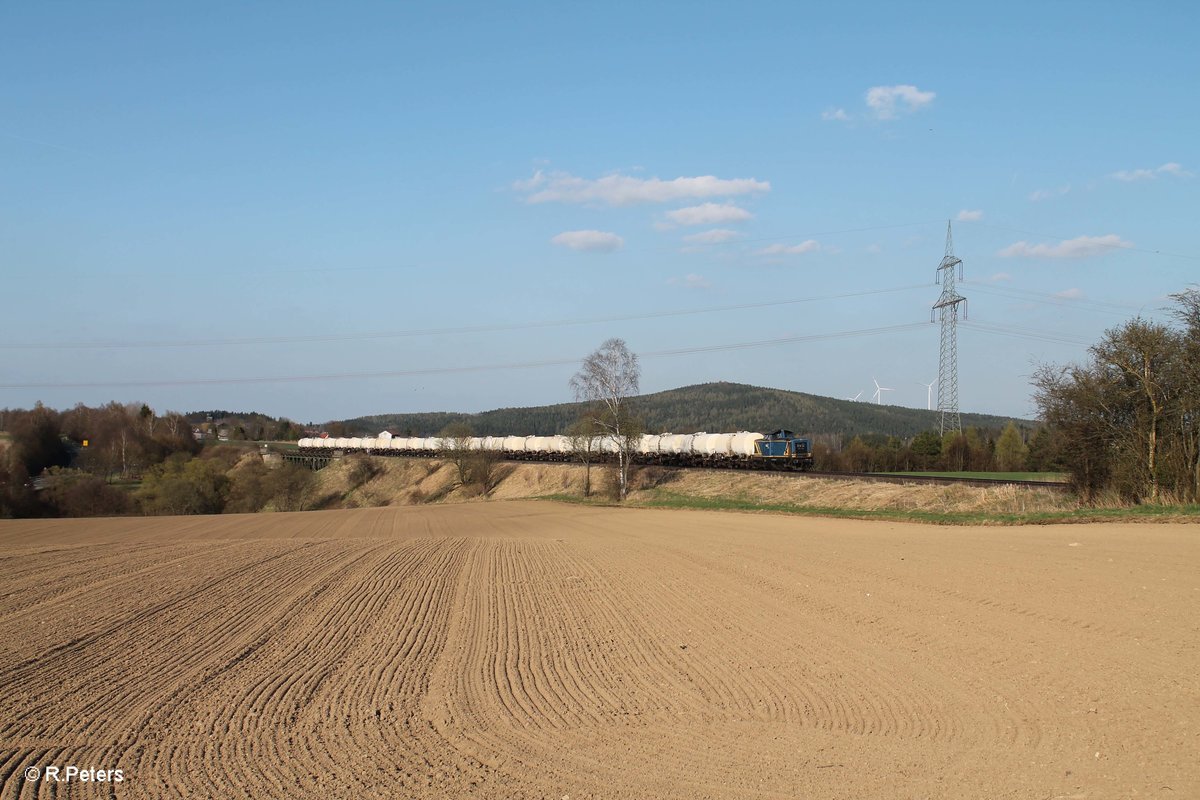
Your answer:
[962,321,1092,348]
[967,284,1152,316]
[0,284,930,351]
[0,322,929,390]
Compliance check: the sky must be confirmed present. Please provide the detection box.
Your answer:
[2,1,1197,425]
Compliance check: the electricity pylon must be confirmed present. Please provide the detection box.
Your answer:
[931,221,967,436]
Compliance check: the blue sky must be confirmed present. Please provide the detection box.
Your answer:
[2,1,1196,425]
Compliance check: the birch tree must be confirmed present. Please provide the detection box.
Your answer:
[570,339,643,501]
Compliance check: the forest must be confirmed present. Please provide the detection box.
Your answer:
[337,382,1027,440]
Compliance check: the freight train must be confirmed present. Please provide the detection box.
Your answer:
[296,429,815,470]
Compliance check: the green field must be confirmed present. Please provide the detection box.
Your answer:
[878,471,1068,482]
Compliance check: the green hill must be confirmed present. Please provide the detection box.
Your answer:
[335,382,1030,441]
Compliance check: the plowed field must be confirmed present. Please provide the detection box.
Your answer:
[1,502,1197,798]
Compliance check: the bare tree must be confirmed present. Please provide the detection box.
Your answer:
[1168,288,1200,501]
[566,414,601,497]
[467,448,503,494]
[1034,302,1196,503]
[439,422,475,487]
[570,338,643,500]
[1089,319,1178,502]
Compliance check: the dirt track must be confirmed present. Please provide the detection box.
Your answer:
[1,502,1196,798]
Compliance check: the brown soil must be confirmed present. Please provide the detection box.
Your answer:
[1,502,1196,798]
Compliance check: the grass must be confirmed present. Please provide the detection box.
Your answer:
[538,490,1200,526]
[878,471,1069,482]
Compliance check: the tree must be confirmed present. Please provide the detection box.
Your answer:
[269,463,316,511]
[910,430,943,468]
[1033,363,1114,500]
[9,403,70,478]
[225,458,274,513]
[844,436,873,472]
[466,449,503,495]
[138,454,229,515]
[1090,319,1178,501]
[1167,287,1200,502]
[570,339,643,501]
[139,403,156,436]
[566,414,602,497]
[994,422,1029,472]
[41,467,131,517]
[439,422,475,487]
[1033,298,1197,503]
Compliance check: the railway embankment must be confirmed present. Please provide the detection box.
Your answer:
[311,455,1083,521]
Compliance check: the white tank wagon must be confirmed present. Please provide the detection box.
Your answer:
[637,434,663,456]
[698,433,735,456]
[526,436,553,453]
[730,431,762,457]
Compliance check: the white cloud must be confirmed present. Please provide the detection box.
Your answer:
[865,84,936,119]
[550,230,624,252]
[758,240,821,256]
[682,228,741,244]
[1028,184,1071,202]
[1054,288,1084,299]
[1110,162,1193,181]
[516,170,770,206]
[821,108,850,122]
[665,202,753,226]
[668,273,711,289]
[997,234,1132,259]
[956,209,983,222]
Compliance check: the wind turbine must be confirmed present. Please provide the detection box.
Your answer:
[919,380,935,410]
[872,377,893,405]
[845,391,863,401]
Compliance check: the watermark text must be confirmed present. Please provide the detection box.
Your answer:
[25,765,124,783]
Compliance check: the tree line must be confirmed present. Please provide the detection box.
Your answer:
[809,422,1045,473]
[1033,288,1199,503]
[0,402,314,518]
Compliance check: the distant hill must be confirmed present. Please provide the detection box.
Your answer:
[336,382,1030,441]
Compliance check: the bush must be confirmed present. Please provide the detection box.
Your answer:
[270,463,315,511]
[225,459,273,513]
[226,460,315,513]
[138,454,229,515]
[466,450,503,494]
[41,467,130,517]
[345,456,382,490]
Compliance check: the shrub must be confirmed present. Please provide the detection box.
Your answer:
[138,454,229,515]
[345,455,382,490]
[40,467,131,517]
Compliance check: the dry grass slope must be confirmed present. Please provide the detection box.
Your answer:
[310,456,1079,517]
